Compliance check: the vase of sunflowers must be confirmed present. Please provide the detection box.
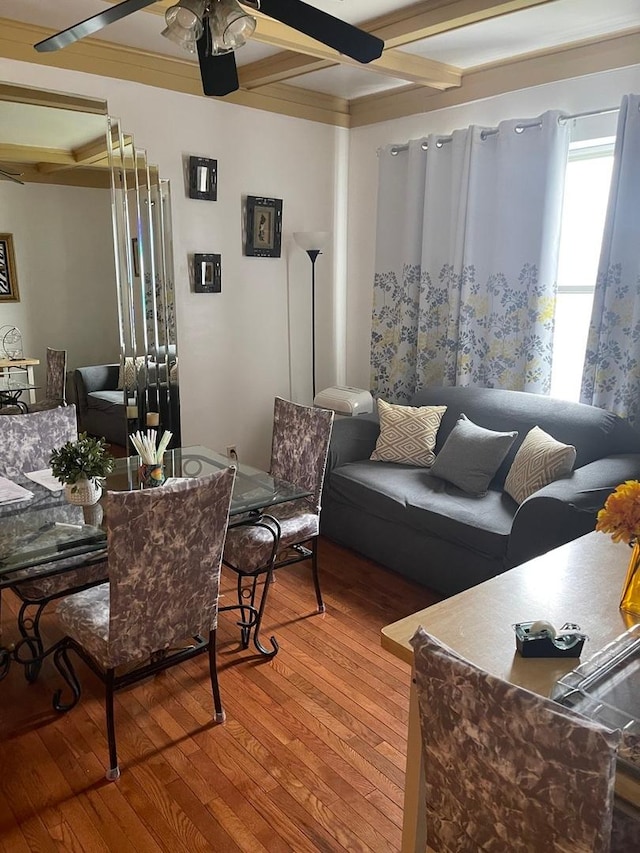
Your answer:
[596,480,640,616]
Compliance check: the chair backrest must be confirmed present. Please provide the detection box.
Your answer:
[269,397,334,513]
[410,627,620,852]
[45,348,67,404]
[0,405,77,479]
[105,468,235,668]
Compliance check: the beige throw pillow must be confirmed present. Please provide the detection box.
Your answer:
[370,399,446,467]
[117,356,145,391]
[505,426,576,504]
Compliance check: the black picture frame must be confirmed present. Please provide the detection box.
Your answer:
[244,196,283,258]
[193,253,222,293]
[188,156,217,201]
[131,237,140,278]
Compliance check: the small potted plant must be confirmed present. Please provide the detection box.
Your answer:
[49,432,115,506]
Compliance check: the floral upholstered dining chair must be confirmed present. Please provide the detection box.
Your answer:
[28,347,67,412]
[52,468,236,780]
[1,405,108,680]
[222,396,334,656]
[410,627,640,851]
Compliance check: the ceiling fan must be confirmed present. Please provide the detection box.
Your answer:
[34,0,385,97]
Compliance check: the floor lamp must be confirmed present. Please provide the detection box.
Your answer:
[293,231,329,401]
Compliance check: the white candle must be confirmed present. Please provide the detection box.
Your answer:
[126,405,138,419]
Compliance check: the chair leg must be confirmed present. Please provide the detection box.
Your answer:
[208,629,225,723]
[52,641,82,712]
[105,669,120,781]
[310,538,325,613]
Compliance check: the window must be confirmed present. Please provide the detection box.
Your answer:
[550,139,614,401]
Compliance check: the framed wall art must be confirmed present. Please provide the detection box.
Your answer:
[193,253,222,293]
[188,156,217,201]
[0,233,19,302]
[244,196,283,258]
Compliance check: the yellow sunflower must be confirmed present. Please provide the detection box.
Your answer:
[596,480,640,545]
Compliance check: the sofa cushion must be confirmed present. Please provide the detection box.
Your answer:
[370,399,446,467]
[87,390,126,414]
[430,414,518,496]
[329,460,516,560]
[505,426,576,504]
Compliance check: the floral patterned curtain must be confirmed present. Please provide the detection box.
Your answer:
[371,112,569,402]
[580,94,640,426]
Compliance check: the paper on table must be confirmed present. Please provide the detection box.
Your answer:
[0,476,34,504]
[24,468,64,492]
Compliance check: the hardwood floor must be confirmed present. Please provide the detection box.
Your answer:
[0,538,440,852]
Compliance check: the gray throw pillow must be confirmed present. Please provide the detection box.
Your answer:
[430,413,518,495]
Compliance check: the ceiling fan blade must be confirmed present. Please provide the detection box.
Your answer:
[197,41,239,97]
[255,0,383,64]
[34,0,157,52]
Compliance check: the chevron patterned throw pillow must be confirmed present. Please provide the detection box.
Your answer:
[505,426,576,505]
[117,356,146,391]
[370,399,446,467]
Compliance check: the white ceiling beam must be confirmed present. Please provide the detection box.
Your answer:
[365,0,559,47]
[241,46,460,91]
[149,1,462,89]
[229,0,554,89]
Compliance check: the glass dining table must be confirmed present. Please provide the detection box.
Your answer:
[0,445,310,676]
[0,376,39,413]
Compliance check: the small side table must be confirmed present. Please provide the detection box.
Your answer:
[0,358,40,405]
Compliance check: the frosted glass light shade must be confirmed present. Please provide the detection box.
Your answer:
[209,0,256,54]
[161,0,205,52]
[293,231,330,252]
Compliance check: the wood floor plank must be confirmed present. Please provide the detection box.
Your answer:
[0,536,442,851]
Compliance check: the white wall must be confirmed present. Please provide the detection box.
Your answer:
[0,58,344,466]
[347,65,640,390]
[0,181,120,387]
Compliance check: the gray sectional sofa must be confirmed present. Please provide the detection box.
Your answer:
[320,386,640,596]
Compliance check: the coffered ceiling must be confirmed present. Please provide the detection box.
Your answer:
[0,0,639,126]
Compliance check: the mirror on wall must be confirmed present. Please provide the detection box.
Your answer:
[0,82,179,447]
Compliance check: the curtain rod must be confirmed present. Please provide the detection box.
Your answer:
[383,102,628,156]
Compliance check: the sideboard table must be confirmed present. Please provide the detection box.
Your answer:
[0,357,39,404]
[382,531,640,852]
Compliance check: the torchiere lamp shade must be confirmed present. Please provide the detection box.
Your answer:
[293,231,330,252]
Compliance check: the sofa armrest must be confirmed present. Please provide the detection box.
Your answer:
[507,453,640,568]
[325,414,380,474]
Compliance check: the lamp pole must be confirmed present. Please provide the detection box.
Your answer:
[306,249,321,401]
[293,231,329,404]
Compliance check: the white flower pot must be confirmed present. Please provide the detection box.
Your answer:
[64,477,102,506]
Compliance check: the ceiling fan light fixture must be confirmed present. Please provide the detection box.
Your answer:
[207,0,256,54]
[161,0,206,52]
